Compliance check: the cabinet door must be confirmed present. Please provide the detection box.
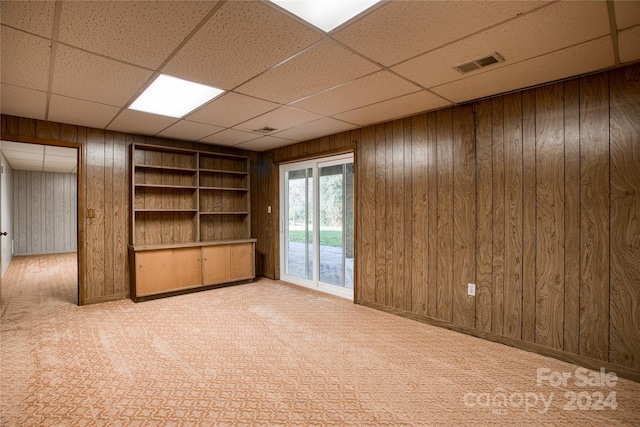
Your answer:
[135,247,202,296]
[171,247,202,289]
[230,242,254,280]
[135,249,174,295]
[202,245,230,285]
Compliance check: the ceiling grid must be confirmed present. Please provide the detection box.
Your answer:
[1,0,638,152]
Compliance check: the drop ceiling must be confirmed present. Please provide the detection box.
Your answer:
[1,1,638,152]
[1,140,77,174]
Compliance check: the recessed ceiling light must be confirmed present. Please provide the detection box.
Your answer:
[270,0,383,33]
[129,74,224,118]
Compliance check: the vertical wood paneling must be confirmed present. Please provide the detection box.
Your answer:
[64,173,72,251]
[403,117,412,312]
[579,73,610,361]
[503,93,523,340]
[436,109,454,322]
[392,120,405,309]
[15,170,27,254]
[13,171,77,255]
[535,83,565,350]
[521,89,537,344]
[359,126,376,303]
[85,128,106,299]
[410,114,428,315]
[374,124,386,304]
[491,97,505,336]
[426,113,438,319]
[384,124,394,306]
[113,132,128,295]
[452,106,476,328]
[609,66,640,371]
[475,100,493,332]
[104,132,115,295]
[563,79,581,354]
[45,172,54,252]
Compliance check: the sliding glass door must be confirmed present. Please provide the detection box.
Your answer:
[280,153,354,299]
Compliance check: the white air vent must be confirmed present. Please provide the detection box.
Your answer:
[453,52,504,74]
[253,126,277,134]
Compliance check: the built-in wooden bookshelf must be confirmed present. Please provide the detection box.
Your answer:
[128,143,255,302]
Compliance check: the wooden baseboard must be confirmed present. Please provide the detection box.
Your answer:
[83,293,129,305]
[356,299,640,383]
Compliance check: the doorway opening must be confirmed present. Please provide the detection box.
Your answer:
[279,153,354,299]
[0,139,84,306]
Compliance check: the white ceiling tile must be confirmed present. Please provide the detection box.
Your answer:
[43,165,75,174]
[3,150,43,161]
[333,91,451,126]
[0,1,56,38]
[45,146,77,158]
[234,135,298,152]
[199,129,260,146]
[163,1,322,89]
[2,142,43,153]
[619,26,640,63]
[432,37,614,103]
[107,110,179,136]
[236,40,381,104]
[614,0,640,30]
[0,84,47,120]
[186,93,280,128]
[1,27,51,91]
[43,155,76,165]
[156,120,224,141]
[392,1,610,90]
[233,107,322,134]
[58,2,217,69]
[333,1,547,67]
[48,95,121,129]
[291,71,421,116]
[272,118,357,142]
[6,160,41,172]
[52,45,153,107]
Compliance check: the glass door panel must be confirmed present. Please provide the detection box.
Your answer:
[283,168,313,280]
[318,163,354,289]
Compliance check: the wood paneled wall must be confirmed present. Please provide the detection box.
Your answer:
[255,64,640,380]
[1,116,251,304]
[13,171,77,255]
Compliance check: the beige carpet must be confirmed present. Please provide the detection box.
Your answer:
[2,254,639,426]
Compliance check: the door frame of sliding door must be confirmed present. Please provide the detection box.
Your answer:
[279,152,354,300]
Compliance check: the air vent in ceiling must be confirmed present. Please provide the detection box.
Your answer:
[453,52,504,74]
[253,126,277,134]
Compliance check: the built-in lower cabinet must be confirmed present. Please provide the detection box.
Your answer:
[129,240,256,302]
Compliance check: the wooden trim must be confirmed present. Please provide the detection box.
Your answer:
[133,279,253,303]
[358,299,640,383]
[276,147,355,165]
[0,133,86,306]
[1,134,83,149]
[129,238,257,251]
[83,293,130,305]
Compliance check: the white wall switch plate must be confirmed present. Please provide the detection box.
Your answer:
[468,283,476,296]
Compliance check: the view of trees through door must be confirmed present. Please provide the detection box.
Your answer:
[280,153,354,299]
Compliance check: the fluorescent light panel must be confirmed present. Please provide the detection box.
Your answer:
[129,74,224,118]
[270,0,383,32]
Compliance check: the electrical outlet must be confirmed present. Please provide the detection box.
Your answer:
[468,283,476,296]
